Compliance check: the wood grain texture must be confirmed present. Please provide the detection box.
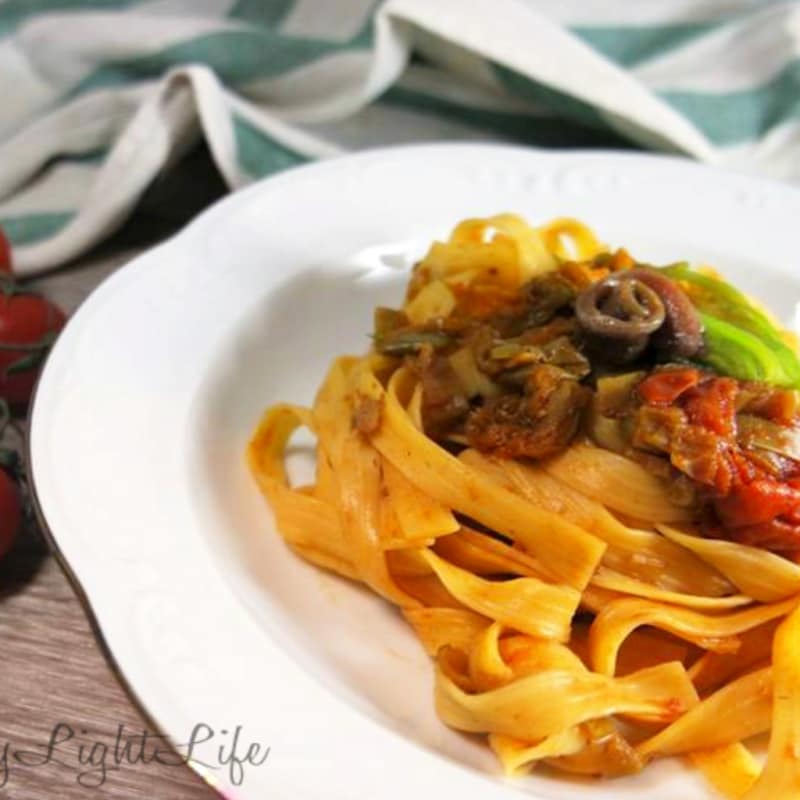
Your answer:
[0,529,218,798]
[0,146,228,799]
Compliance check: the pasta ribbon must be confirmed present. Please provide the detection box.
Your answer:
[353,363,606,589]
[468,622,513,691]
[494,632,652,773]
[539,217,604,261]
[637,667,772,759]
[433,528,544,578]
[403,279,456,324]
[436,661,696,742]
[489,729,587,775]
[314,358,418,605]
[590,595,799,676]
[544,442,694,523]
[460,449,731,596]
[420,550,579,642]
[590,567,750,610]
[500,635,587,675]
[337,428,418,604]
[412,216,549,294]
[401,607,489,656]
[659,524,800,602]
[690,744,760,800]
[392,574,465,609]
[739,601,800,799]
[688,621,777,693]
[247,404,357,579]
[380,458,459,547]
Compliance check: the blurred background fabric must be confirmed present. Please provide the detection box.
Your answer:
[2,0,798,274]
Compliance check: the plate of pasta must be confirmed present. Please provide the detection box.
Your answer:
[30,144,800,800]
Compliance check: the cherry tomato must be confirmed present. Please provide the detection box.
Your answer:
[715,478,800,528]
[730,518,800,554]
[683,377,738,437]
[0,227,11,275]
[638,368,700,405]
[0,467,21,558]
[0,288,66,408]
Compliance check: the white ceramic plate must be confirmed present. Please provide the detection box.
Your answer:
[30,144,800,800]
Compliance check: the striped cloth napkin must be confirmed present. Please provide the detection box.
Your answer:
[2,0,798,275]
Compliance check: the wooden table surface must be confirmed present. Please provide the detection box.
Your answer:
[0,147,227,799]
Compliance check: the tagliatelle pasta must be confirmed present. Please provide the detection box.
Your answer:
[247,214,800,796]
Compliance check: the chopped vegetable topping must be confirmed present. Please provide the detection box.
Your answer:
[638,368,700,406]
[700,313,794,387]
[372,249,800,559]
[662,263,800,388]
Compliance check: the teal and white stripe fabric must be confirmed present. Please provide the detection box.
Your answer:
[2,0,798,274]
